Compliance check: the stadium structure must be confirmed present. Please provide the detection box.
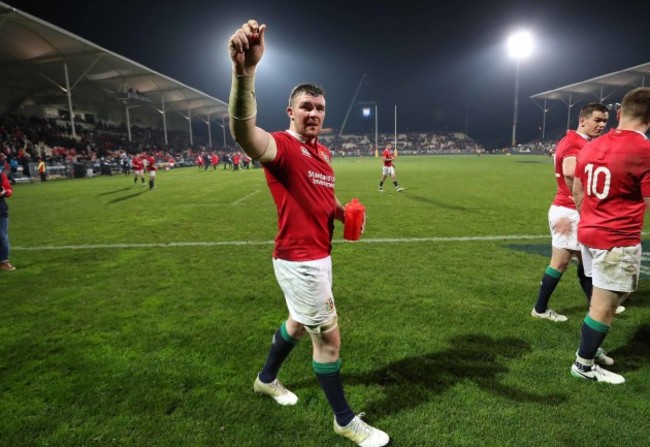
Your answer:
[0,2,229,147]
[530,63,650,139]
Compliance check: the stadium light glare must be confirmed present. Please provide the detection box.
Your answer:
[508,31,533,147]
[360,103,378,155]
[508,31,533,59]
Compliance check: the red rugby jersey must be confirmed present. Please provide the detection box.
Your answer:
[576,129,650,249]
[552,130,589,209]
[382,148,394,167]
[263,131,336,261]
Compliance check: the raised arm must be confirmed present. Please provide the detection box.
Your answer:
[228,20,277,163]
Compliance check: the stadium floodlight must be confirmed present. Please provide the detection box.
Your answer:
[508,31,533,147]
[360,103,379,156]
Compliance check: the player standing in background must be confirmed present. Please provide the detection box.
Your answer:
[378,143,404,192]
[531,104,609,322]
[232,151,241,171]
[210,153,219,170]
[143,152,157,190]
[0,153,15,271]
[228,19,388,447]
[570,87,650,384]
[131,153,145,186]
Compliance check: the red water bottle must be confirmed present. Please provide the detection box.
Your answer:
[344,198,366,241]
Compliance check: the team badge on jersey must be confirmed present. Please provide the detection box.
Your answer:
[319,151,330,164]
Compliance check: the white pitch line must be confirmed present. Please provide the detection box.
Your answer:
[231,190,260,205]
[12,234,551,251]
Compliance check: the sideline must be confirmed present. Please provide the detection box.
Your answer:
[231,189,260,205]
[13,234,552,251]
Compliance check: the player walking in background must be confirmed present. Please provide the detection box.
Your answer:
[228,19,388,447]
[378,143,404,192]
[37,157,47,182]
[143,152,157,190]
[570,87,650,384]
[531,104,609,322]
[131,153,145,186]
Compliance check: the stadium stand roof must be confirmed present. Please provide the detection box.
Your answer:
[529,62,649,133]
[0,2,228,142]
[530,62,650,104]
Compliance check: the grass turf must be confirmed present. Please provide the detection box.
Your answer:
[2,155,649,447]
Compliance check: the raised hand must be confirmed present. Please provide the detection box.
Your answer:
[228,19,267,76]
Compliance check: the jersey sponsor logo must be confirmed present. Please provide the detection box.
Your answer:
[301,146,312,158]
[307,170,335,189]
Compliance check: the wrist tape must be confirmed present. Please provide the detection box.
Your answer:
[229,74,257,120]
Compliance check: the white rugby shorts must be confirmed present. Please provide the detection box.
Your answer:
[148,170,156,177]
[382,166,395,177]
[272,256,337,329]
[134,169,144,176]
[581,244,641,293]
[548,205,580,251]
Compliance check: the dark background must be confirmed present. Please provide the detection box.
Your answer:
[8,0,650,147]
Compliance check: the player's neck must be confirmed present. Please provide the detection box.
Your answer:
[617,117,649,135]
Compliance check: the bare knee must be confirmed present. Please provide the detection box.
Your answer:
[549,248,575,272]
[285,316,307,340]
[311,328,341,363]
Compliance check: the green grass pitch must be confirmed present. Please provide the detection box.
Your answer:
[2,155,649,446]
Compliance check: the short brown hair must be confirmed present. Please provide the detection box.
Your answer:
[620,87,650,123]
[579,103,609,119]
[288,83,325,107]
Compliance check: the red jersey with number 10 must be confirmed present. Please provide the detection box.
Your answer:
[552,130,589,209]
[263,131,336,261]
[576,129,650,249]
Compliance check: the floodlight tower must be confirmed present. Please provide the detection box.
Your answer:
[361,102,378,156]
[508,31,533,147]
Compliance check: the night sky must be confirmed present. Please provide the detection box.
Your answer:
[7,0,650,147]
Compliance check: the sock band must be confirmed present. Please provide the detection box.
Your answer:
[545,266,562,279]
[584,315,609,333]
[313,359,341,375]
[280,321,298,346]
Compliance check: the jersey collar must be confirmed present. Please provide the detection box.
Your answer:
[286,129,318,146]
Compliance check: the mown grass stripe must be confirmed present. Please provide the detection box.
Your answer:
[12,234,551,251]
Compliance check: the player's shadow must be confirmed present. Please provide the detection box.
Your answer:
[401,193,469,211]
[609,324,650,372]
[342,334,566,418]
[107,190,148,204]
[97,187,133,196]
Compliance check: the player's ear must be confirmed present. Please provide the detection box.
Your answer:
[287,107,294,121]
